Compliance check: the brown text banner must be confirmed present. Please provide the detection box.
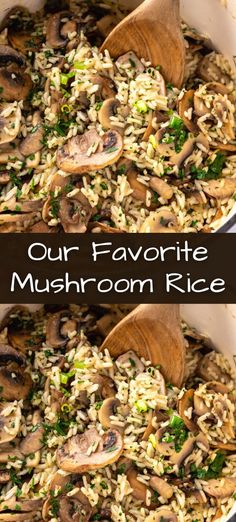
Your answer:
[1,233,236,303]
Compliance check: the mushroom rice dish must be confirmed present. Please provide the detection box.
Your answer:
[0,2,236,232]
[0,304,234,521]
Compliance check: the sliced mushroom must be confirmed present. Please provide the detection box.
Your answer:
[8,325,44,353]
[91,75,116,100]
[90,221,123,233]
[56,129,123,174]
[156,427,175,456]
[178,389,197,432]
[116,52,145,74]
[0,402,21,443]
[0,198,43,213]
[178,89,198,133]
[142,411,155,441]
[170,134,209,169]
[202,477,236,498]
[98,98,120,130]
[149,177,174,200]
[57,427,123,472]
[19,112,44,156]
[91,374,116,400]
[46,310,75,348]
[58,192,92,233]
[140,210,179,233]
[170,436,196,466]
[0,142,24,164]
[126,467,148,503]
[0,102,21,145]
[58,491,92,522]
[0,498,43,513]
[0,365,32,400]
[0,45,26,67]
[197,353,231,383]
[197,53,231,84]
[203,178,236,201]
[128,168,153,205]
[145,510,177,522]
[46,11,75,49]
[193,394,210,416]
[8,23,43,54]
[0,344,25,366]
[20,416,45,455]
[149,476,174,500]
[0,64,32,102]
[116,350,145,374]
[98,398,120,429]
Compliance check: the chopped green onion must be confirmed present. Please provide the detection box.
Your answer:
[149,134,157,150]
[169,115,183,130]
[61,104,72,114]
[135,399,148,413]
[134,100,149,114]
[74,360,86,369]
[61,403,72,413]
[73,61,86,70]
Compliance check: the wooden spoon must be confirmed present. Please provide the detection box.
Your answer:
[100,0,185,88]
[101,304,185,387]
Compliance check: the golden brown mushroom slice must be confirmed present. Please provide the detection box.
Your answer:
[178,89,198,133]
[149,476,174,500]
[0,103,21,145]
[98,397,120,429]
[46,310,78,348]
[19,111,44,156]
[56,129,123,174]
[0,402,21,444]
[0,344,32,400]
[178,389,197,432]
[140,210,179,233]
[46,11,76,49]
[203,178,236,200]
[149,177,174,200]
[126,467,148,504]
[197,53,232,85]
[98,98,120,130]
[57,427,123,472]
[58,192,92,233]
[170,134,209,170]
[202,477,236,498]
[197,352,232,383]
[0,61,32,102]
[20,411,45,455]
[90,374,116,400]
[90,75,116,100]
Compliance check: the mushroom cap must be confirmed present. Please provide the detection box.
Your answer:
[98,397,120,429]
[57,427,123,472]
[46,11,71,49]
[46,310,75,348]
[116,350,145,374]
[0,65,32,102]
[98,98,120,130]
[178,89,198,133]
[203,178,236,201]
[19,113,44,156]
[0,103,21,145]
[140,210,179,233]
[58,490,92,522]
[90,374,116,400]
[202,477,236,498]
[116,52,145,74]
[0,45,26,67]
[20,424,45,455]
[149,476,174,500]
[178,388,197,432]
[149,177,173,201]
[58,192,92,233]
[56,129,123,174]
[0,365,32,400]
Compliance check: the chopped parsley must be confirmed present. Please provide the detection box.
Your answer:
[191,152,226,180]
[190,451,226,480]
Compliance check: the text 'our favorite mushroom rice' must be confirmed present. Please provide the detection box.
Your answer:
[1,2,236,232]
[0,305,234,521]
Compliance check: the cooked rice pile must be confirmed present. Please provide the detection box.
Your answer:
[0,2,236,232]
[0,304,235,521]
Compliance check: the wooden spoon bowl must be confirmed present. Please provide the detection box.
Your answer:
[101,304,185,387]
[100,0,185,88]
